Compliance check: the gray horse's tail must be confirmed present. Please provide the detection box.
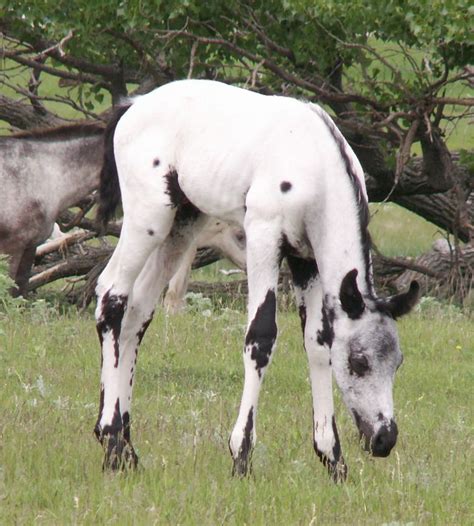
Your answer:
[96,103,133,229]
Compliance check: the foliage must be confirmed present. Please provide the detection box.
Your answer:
[2,0,472,133]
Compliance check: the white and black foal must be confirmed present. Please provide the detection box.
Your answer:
[94,80,419,481]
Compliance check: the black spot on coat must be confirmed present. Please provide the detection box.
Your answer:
[232,406,254,476]
[136,316,153,345]
[287,255,318,291]
[317,298,335,347]
[122,411,131,443]
[96,291,128,367]
[298,304,307,335]
[280,181,292,192]
[245,290,277,374]
[101,398,122,439]
[94,386,105,442]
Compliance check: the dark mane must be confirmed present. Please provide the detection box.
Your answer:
[10,121,105,141]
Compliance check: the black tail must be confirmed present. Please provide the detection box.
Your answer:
[96,103,133,229]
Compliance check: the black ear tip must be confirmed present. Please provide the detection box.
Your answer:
[350,268,359,278]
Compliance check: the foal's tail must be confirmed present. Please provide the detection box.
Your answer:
[96,103,133,229]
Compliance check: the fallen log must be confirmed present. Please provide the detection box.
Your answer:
[29,227,473,307]
[35,229,92,259]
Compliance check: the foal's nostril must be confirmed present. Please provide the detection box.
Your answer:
[371,421,398,457]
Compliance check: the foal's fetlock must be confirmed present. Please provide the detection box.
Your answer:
[101,433,138,472]
[327,458,348,484]
[231,452,253,478]
[315,446,348,483]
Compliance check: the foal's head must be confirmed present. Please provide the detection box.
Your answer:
[330,269,419,457]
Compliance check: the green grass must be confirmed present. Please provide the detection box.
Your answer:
[369,203,444,257]
[0,302,472,525]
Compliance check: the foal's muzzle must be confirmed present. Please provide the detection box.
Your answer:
[353,410,398,457]
[370,420,398,457]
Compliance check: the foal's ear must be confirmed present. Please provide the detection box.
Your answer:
[340,269,365,319]
[384,281,420,319]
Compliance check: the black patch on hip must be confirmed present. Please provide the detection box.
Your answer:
[245,289,277,374]
[164,169,201,223]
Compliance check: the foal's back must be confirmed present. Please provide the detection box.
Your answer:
[114,80,351,226]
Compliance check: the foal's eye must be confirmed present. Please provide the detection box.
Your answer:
[348,354,370,376]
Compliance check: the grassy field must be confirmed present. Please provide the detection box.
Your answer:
[0,295,472,525]
[0,200,471,525]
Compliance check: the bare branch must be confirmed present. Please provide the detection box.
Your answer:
[35,30,74,59]
[1,48,100,84]
[154,29,388,110]
[187,41,199,79]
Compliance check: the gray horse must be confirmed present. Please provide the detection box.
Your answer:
[0,123,103,295]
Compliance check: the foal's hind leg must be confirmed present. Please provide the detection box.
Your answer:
[287,256,347,482]
[95,215,208,469]
[95,218,171,469]
[229,217,280,476]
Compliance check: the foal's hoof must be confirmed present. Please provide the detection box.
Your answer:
[231,455,252,478]
[103,436,139,472]
[328,459,348,484]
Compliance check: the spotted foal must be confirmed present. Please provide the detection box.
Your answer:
[94,80,419,479]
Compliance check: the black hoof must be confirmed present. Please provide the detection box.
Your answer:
[231,455,252,477]
[328,458,348,483]
[102,435,138,471]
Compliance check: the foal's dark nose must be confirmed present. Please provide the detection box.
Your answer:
[371,420,398,457]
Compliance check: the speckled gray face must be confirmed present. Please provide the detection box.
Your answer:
[331,276,419,457]
[331,310,403,453]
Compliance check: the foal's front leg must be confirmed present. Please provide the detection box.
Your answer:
[229,219,280,476]
[287,256,347,482]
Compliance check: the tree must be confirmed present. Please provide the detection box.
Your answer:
[1,0,473,242]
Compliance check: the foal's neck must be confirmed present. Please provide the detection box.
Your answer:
[313,176,373,301]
